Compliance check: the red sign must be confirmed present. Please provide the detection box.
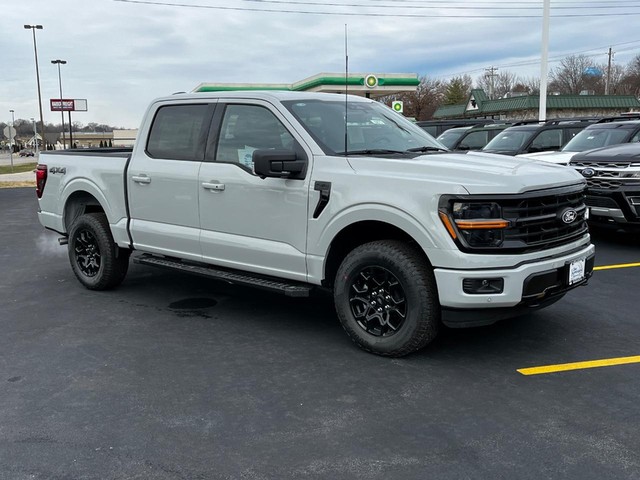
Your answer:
[50,99,76,111]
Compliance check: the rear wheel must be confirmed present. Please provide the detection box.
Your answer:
[334,240,440,357]
[68,213,130,290]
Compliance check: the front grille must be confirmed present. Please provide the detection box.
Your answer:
[586,195,619,208]
[499,188,588,252]
[587,178,623,189]
[443,185,589,254]
[571,161,632,169]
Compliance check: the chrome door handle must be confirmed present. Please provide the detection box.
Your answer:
[202,182,225,191]
[132,174,151,184]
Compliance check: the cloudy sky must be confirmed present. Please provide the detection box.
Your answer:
[2,0,639,129]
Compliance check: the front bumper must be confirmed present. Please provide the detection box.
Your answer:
[434,243,595,326]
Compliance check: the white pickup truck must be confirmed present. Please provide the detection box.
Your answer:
[37,91,595,356]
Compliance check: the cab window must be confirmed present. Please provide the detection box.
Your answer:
[146,104,210,161]
[216,104,295,171]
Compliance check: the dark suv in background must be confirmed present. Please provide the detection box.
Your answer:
[570,142,640,230]
[437,123,513,151]
[416,119,496,137]
[482,118,599,156]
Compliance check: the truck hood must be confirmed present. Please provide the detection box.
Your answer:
[516,151,576,165]
[346,151,585,195]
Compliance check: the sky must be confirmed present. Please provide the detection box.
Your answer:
[1,0,640,129]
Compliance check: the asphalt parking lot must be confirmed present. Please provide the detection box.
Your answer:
[1,187,639,479]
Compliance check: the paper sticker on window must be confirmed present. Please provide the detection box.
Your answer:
[238,146,257,169]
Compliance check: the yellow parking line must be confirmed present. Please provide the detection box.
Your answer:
[518,355,640,376]
[594,262,640,271]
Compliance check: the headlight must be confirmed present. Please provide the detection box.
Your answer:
[440,201,509,248]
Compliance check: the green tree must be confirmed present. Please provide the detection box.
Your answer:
[444,75,472,105]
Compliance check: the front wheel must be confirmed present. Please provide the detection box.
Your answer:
[68,213,130,290]
[334,240,440,357]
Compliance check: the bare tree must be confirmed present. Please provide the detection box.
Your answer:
[475,71,518,99]
[618,54,640,96]
[549,54,608,94]
[380,76,446,120]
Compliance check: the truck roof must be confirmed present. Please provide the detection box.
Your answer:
[153,90,373,104]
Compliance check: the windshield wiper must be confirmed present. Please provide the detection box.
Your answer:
[405,146,449,153]
[339,149,408,155]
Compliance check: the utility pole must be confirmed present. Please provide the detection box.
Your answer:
[485,66,499,99]
[539,0,550,123]
[605,47,614,95]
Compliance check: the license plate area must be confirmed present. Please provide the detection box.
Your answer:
[568,257,586,286]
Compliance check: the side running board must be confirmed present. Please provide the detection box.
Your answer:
[133,254,312,297]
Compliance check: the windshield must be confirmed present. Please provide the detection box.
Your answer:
[561,127,631,152]
[437,127,471,149]
[483,129,533,152]
[282,99,447,155]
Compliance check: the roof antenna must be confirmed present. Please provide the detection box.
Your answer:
[344,23,348,156]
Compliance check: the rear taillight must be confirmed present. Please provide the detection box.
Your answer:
[36,164,48,199]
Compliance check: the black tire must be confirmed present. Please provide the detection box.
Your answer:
[334,240,440,357]
[68,212,130,290]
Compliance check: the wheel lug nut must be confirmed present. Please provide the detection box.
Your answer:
[377,307,383,312]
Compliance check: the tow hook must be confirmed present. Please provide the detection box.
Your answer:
[58,237,69,246]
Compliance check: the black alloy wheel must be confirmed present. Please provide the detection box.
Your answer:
[68,213,130,290]
[73,229,102,277]
[349,266,407,337]
[334,240,440,357]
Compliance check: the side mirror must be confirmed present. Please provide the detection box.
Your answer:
[457,144,470,151]
[253,149,306,179]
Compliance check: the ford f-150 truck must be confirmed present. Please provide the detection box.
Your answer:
[36,91,595,356]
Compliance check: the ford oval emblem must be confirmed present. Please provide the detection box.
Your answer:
[561,208,578,224]
[582,168,596,178]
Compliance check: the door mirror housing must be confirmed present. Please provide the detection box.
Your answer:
[253,149,306,179]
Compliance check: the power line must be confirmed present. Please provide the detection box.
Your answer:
[113,0,640,17]
[435,39,640,78]
[243,0,640,9]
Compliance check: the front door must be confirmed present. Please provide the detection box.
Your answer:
[198,101,310,281]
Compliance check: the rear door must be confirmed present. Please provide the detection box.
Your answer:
[198,100,311,281]
[128,102,215,261]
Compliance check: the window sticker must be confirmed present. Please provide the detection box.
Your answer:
[238,146,257,170]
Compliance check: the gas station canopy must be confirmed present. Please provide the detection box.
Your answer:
[193,72,419,98]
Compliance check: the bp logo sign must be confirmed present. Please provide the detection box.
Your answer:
[365,74,378,88]
[392,101,404,113]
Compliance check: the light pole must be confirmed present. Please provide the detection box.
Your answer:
[51,59,67,149]
[9,109,15,172]
[24,24,45,152]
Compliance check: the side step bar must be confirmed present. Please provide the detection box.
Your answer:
[133,254,312,297]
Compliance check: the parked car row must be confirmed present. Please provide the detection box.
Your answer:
[519,115,640,164]
[418,113,640,232]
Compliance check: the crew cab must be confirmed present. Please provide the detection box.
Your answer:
[36,91,595,356]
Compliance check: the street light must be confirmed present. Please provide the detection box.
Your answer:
[24,24,45,153]
[52,59,67,149]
